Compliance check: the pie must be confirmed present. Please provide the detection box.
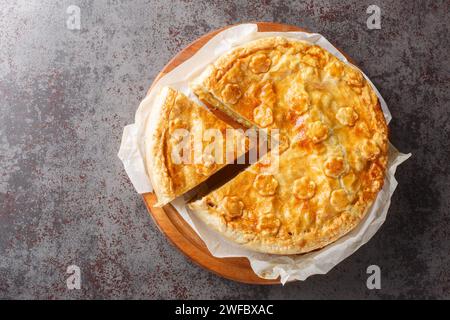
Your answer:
[187,37,388,254]
[146,36,388,254]
[144,87,248,207]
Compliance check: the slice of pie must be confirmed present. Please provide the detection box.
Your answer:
[189,37,388,254]
[144,87,248,207]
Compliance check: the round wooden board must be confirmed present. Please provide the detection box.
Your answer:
[142,22,353,284]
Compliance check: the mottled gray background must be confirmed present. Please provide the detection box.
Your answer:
[0,0,449,299]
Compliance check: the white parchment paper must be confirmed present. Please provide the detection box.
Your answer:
[118,24,411,284]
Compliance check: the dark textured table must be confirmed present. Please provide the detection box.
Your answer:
[1,0,449,299]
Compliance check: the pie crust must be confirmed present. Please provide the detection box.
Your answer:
[188,37,388,254]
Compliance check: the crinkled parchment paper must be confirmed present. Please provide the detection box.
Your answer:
[118,24,411,284]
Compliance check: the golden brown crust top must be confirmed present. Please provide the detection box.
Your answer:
[189,37,388,254]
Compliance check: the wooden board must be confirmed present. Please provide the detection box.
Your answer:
[142,22,353,284]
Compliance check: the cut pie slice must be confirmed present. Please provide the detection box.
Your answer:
[144,87,249,207]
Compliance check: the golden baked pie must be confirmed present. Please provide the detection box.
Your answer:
[188,37,388,254]
[144,87,248,207]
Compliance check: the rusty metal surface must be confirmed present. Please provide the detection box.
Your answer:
[0,0,449,299]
